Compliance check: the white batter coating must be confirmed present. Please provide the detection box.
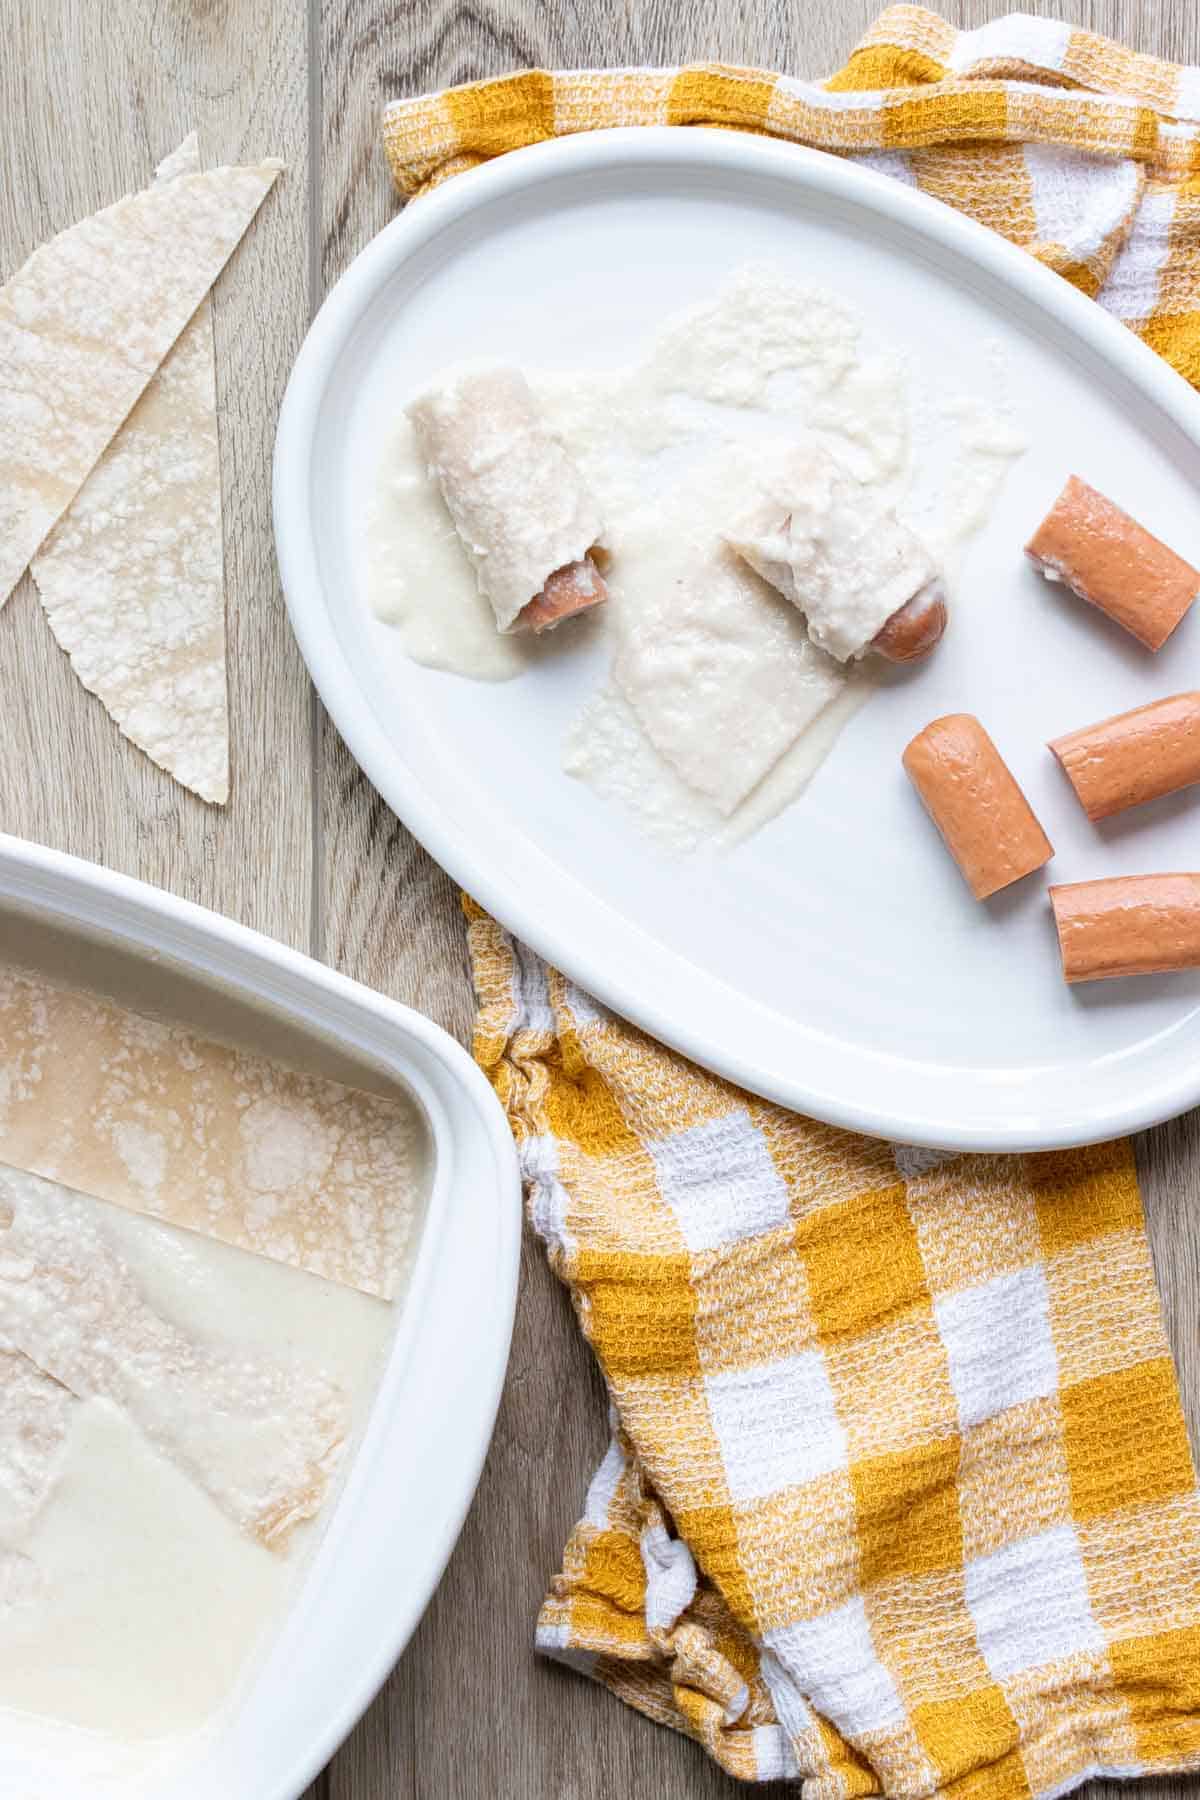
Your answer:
[0,1352,71,1537]
[369,267,1026,850]
[408,364,605,631]
[725,439,939,662]
[564,676,869,856]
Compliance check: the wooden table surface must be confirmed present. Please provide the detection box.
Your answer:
[4,2,1200,1796]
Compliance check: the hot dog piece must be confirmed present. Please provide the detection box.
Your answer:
[903,713,1054,900]
[409,365,607,634]
[517,558,608,634]
[726,441,945,663]
[1050,874,1200,982]
[1026,476,1200,651]
[871,582,949,663]
[1050,691,1200,822]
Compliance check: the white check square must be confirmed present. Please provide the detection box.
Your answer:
[649,1108,790,1253]
[707,1350,846,1502]
[936,1265,1058,1430]
[966,1524,1102,1680]
[950,14,1071,73]
[765,1596,906,1737]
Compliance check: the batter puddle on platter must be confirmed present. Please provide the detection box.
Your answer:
[366,267,1025,851]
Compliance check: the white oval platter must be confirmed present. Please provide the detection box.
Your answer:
[275,129,1200,1151]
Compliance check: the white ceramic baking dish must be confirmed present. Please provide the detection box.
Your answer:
[0,832,521,1800]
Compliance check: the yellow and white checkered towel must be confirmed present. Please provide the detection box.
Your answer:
[385,13,1200,1793]
[384,5,1200,383]
[468,905,1200,1795]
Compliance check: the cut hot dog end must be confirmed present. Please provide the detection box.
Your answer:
[516,555,609,633]
[1048,690,1200,823]
[1026,476,1200,652]
[871,581,948,663]
[1050,874,1200,982]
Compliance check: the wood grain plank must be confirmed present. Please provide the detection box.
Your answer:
[316,2,1200,1797]
[0,2,323,1791]
[0,0,314,950]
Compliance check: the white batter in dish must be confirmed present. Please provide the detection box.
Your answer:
[0,1165,397,1785]
[367,266,1025,850]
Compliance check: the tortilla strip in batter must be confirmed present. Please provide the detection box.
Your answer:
[0,1166,346,1550]
[608,462,847,817]
[0,966,424,1301]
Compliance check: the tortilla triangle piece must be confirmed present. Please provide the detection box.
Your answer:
[0,154,281,611]
[31,136,231,803]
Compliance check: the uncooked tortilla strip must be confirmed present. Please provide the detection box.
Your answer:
[0,1352,73,1537]
[31,135,230,803]
[0,967,425,1302]
[0,1165,345,1550]
[0,154,281,607]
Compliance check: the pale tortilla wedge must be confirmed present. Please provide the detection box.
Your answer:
[0,155,281,610]
[31,135,231,804]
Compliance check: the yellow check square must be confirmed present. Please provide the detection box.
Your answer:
[1061,1359,1195,1521]
[1028,1139,1141,1257]
[852,1437,963,1588]
[799,1184,929,1343]
[911,1685,1026,1798]
[578,1249,701,1378]
[1109,1624,1200,1764]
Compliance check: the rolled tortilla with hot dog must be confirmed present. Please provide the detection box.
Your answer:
[903,713,1054,900]
[1026,476,1200,651]
[1050,691,1200,822]
[1050,874,1200,982]
[408,365,608,635]
[725,441,946,664]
